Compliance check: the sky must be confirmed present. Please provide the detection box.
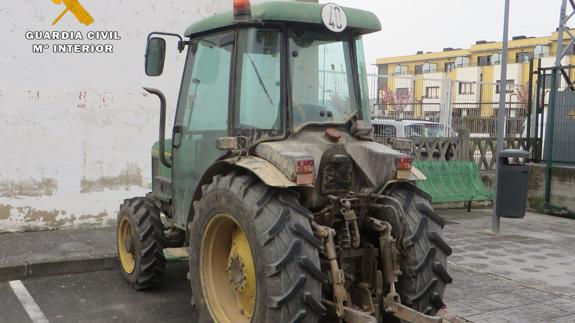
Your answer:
[335,0,561,72]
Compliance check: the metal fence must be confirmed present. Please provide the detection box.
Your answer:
[530,66,575,165]
[366,74,530,139]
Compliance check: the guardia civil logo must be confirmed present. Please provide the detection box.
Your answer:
[51,0,94,26]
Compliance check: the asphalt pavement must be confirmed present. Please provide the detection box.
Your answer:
[0,262,195,323]
[2,209,575,322]
[0,227,116,281]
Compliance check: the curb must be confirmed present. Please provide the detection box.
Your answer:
[0,255,118,281]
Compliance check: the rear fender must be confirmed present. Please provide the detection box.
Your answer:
[380,180,432,202]
[234,157,297,188]
[411,166,427,180]
[188,157,296,224]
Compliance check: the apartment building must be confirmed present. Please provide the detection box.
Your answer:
[374,29,573,123]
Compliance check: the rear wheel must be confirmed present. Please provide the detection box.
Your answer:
[389,185,452,315]
[117,197,166,290]
[189,172,325,323]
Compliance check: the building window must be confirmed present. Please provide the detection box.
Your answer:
[455,56,470,68]
[445,62,455,72]
[478,55,491,66]
[423,62,437,73]
[414,65,423,74]
[396,87,410,97]
[458,82,475,95]
[425,86,440,98]
[491,53,502,65]
[496,80,515,93]
[534,45,551,58]
[393,65,408,76]
[516,52,532,63]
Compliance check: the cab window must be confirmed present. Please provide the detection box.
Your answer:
[234,28,283,137]
[177,32,233,132]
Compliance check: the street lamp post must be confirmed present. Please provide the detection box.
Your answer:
[492,0,511,233]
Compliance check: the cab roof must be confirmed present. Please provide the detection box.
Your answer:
[184,1,382,37]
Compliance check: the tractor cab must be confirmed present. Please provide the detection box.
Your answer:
[145,1,383,226]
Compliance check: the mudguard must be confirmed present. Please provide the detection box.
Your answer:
[234,156,297,187]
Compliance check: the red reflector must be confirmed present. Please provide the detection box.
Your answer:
[296,159,314,174]
[396,157,412,170]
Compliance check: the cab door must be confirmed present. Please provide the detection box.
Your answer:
[171,30,235,226]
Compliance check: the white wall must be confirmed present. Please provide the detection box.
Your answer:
[454,66,481,107]
[493,63,523,103]
[0,0,231,232]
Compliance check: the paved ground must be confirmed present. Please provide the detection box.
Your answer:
[2,208,575,322]
[0,263,195,323]
[440,208,575,322]
[0,228,116,280]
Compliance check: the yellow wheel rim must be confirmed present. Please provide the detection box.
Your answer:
[118,217,136,274]
[201,214,256,323]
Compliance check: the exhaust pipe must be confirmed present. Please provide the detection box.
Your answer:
[143,87,172,168]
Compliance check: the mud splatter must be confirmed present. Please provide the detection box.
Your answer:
[78,212,108,222]
[80,166,143,193]
[0,204,12,220]
[55,214,77,227]
[19,207,60,223]
[0,178,58,198]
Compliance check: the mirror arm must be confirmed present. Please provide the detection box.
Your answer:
[143,87,172,168]
[147,32,187,52]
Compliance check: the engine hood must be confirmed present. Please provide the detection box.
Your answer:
[254,130,407,189]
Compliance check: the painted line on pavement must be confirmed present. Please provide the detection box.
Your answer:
[9,280,49,323]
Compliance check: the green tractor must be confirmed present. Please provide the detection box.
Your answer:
[116,1,452,322]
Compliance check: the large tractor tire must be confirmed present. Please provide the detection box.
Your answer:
[390,185,453,315]
[117,197,166,290]
[189,172,325,323]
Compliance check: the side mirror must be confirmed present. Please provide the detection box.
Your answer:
[145,37,166,76]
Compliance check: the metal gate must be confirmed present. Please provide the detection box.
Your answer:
[551,92,575,163]
[529,63,575,164]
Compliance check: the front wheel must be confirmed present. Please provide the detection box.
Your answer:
[189,172,325,323]
[117,197,166,290]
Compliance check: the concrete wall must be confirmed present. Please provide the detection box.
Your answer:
[0,0,233,232]
[527,164,575,212]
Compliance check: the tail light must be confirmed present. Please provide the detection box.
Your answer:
[233,0,251,20]
[396,156,413,171]
[295,158,315,185]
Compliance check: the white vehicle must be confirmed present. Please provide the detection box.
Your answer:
[372,118,455,138]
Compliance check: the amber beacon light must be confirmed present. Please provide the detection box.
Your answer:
[51,0,95,26]
[233,0,251,21]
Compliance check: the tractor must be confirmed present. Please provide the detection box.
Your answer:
[116,1,452,322]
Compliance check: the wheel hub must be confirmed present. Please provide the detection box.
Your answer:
[124,234,135,254]
[228,256,246,292]
[227,227,256,318]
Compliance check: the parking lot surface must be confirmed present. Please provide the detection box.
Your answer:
[2,209,575,322]
[442,208,575,322]
[0,263,194,323]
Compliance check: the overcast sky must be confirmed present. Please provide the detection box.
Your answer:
[335,0,561,71]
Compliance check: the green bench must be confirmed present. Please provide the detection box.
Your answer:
[413,161,493,211]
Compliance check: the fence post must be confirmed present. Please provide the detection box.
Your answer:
[458,128,471,161]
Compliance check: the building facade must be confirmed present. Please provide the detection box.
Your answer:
[374,30,574,129]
